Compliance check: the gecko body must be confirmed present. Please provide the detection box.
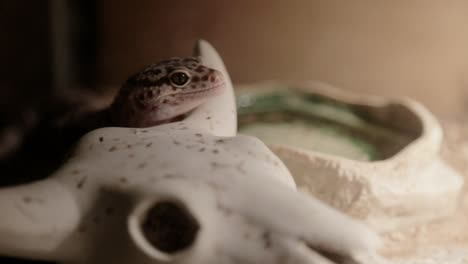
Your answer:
[110,57,225,127]
[0,57,226,183]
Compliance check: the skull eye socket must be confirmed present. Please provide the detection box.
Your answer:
[141,200,199,253]
[169,71,190,87]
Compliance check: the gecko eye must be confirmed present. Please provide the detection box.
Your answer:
[169,71,191,87]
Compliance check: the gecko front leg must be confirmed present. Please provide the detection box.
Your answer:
[110,57,225,128]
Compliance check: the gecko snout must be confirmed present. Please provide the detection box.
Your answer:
[209,70,225,87]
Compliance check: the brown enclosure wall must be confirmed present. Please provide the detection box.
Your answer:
[97,0,468,117]
[0,1,52,109]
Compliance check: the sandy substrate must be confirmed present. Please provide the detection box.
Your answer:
[381,118,468,262]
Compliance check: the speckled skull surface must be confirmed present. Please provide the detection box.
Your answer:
[0,123,380,264]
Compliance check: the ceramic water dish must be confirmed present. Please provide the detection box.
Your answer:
[236,81,464,231]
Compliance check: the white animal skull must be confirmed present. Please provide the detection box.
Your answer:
[0,40,382,264]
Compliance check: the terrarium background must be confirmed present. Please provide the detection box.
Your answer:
[1,1,468,117]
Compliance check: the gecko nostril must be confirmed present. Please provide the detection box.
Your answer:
[210,76,215,82]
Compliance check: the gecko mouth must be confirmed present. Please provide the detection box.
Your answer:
[137,82,225,113]
[161,82,225,101]
[178,83,224,98]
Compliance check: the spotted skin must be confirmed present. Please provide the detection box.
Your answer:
[110,57,225,128]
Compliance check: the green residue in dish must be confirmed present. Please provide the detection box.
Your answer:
[237,88,411,161]
[240,113,379,161]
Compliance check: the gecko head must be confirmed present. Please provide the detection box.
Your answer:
[110,57,225,128]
